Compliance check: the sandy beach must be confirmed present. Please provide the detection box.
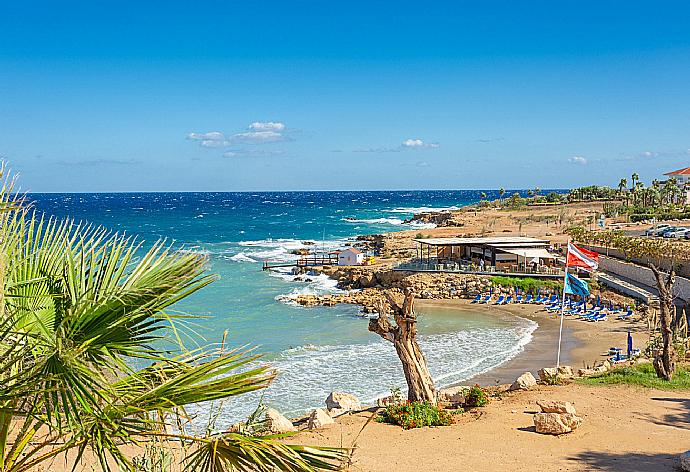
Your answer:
[416,299,649,387]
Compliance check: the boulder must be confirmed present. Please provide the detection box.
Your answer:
[509,372,537,391]
[577,368,596,377]
[533,413,582,435]
[308,408,335,430]
[680,450,690,471]
[557,365,574,377]
[325,392,361,414]
[537,400,577,415]
[538,367,558,382]
[437,386,466,404]
[265,408,297,434]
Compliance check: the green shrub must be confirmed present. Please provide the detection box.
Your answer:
[490,276,562,295]
[377,401,453,429]
[577,362,690,389]
[464,385,488,407]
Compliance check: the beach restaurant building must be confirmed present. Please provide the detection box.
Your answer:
[402,236,561,276]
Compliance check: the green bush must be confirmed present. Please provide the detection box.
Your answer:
[377,401,453,429]
[577,362,690,390]
[490,276,562,295]
[464,385,488,407]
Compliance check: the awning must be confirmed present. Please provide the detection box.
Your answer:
[498,248,557,259]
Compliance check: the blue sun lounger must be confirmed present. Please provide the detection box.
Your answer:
[617,310,634,320]
[523,294,534,303]
[479,295,491,304]
[503,296,513,304]
[471,294,482,303]
[493,296,505,305]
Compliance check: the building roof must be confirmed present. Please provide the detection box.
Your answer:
[664,166,690,176]
[414,236,549,247]
[340,247,362,254]
[497,247,557,259]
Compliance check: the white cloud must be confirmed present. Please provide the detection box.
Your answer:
[402,138,424,148]
[187,131,225,141]
[357,138,440,153]
[248,121,286,131]
[568,156,587,165]
[200,139,230,148]
[230,130,288,144]
[223,149,285,158]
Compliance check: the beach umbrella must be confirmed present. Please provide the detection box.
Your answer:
[490,286,493,295]
[627,331,633,358]
[610,301,614,310]
[596,294,601,306]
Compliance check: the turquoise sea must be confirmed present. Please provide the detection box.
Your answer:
[30,190,546,426]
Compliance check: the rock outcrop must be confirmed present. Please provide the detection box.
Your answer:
[265,408,297,433]
[403,211,465,227]
[534,412,582,435]
[325,392,361,416]
[437,386,466,405]
[308,408,335,429]
[537,367,559,382]
[536,400,577,415]
[509,372,537,391]
[533,400,583,435]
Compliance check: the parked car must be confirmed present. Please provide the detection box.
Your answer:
[645,224,670,236]
[657,226,679,237]
[664,227,688,238]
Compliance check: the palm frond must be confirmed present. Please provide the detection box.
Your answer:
[184,434,348,472]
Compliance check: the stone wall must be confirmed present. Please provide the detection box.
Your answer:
[599,255,690,302]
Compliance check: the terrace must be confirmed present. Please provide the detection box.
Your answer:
[394,237,565,278]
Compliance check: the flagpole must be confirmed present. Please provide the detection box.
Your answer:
[556,240,570,369]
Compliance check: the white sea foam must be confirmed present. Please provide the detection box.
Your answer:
[236,238,348,263]
[184,316,538,431]
[341,216,437,229]
[387,205,463,214]
[227,253,257,263]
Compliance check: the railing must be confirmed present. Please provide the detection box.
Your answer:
[393,258,564,277]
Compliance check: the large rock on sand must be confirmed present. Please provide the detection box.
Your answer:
[437,386,466,404]
[308,408,335,430]
[509,372,537,391]
[538,367,558,382]
[265,408,297,433]
[326,392,361,416]
[534,412,582,435]
[557,365,574,377]
[537,400,577,415]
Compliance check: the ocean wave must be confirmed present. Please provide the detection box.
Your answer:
[341,216,436,229]
[273,271,345,304]
[183,315,537,430]
[342,217,404,225]
[236,238,349,263]
[227,253,257,263]
[387,205,462,214]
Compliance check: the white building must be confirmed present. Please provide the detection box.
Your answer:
[338,247,364,266]
[663,166,690,203]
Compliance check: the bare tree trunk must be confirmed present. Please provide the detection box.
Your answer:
[649,264,676,381]
[369,291,436,403]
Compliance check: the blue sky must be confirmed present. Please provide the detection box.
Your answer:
[2,1,690,192]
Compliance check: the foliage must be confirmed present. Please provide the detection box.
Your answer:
[568,185,618,202]
[542,373,564,386]
[0,166,346,472]
[545,192,562,203]
[464,385,488,407]
[577,362,690,390]
[490,276,562,294]
[377,401,453,430]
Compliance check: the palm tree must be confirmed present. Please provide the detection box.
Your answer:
[631,172,639,190]
[0,167,345,472]
[499,187,506,204]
